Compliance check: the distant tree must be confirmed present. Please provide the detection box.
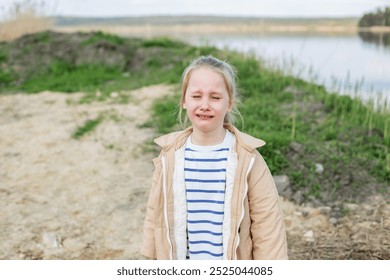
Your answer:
[358,7,390,27]
[386,7,390,26]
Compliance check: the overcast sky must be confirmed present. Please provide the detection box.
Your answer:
[1,0,389,18]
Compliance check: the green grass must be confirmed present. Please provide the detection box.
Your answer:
[20,61,122,93]
[72,117,103,139]
[81,31,126,46]
[0,48,16,89]
[0,49,7,63]
[0,69,14,87]
[141,37,188,48]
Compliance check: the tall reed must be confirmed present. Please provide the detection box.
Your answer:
[0,0,53,41]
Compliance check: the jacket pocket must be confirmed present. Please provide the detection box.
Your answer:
[155,226,170,260]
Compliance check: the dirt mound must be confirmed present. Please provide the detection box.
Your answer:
[1,31,186,88]
[0,86,389,259]
[1,31,134,86]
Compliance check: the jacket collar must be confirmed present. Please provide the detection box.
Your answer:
[154,124,266,152]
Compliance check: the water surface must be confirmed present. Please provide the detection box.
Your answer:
[181,32,390,103]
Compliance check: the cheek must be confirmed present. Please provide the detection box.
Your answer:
[218,101,232,114]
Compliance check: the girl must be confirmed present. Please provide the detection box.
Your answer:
[141,55,288,260]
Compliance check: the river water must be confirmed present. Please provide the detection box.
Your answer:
[179,32,390,105]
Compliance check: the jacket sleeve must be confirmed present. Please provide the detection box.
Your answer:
[140,157,161,259]
[247,151,288,260]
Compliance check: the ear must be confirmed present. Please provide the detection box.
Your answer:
[227,100,233,112]
[183,102,187,109]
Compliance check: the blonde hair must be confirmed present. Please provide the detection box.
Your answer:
[178,55,242,128]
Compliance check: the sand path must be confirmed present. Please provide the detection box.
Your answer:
[0,85,174,259]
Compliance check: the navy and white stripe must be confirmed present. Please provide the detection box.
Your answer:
[185,131,234,260]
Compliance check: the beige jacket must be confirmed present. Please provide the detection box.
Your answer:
[140,124,288,260]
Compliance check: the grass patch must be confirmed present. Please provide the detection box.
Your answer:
[0,69,15,87]
[81,31,125,46]
[72,116,103,139]
[20,61,122,93]
[141,37,187,48]
[0,49,7,63]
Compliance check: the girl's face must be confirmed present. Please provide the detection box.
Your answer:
[183,67,232,135]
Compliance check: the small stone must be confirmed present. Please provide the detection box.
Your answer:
[315,163,324,174]
[290,141,304,154]
[329,217,338,225]
[42,232,61,249]
[309,209,321,217]
[302,208,310,217]
[303,230,315,242]
[344,203,358,212]
[294,211,303,217]
[292,190,304,205]
[110,92,119,98]
[319,206,332,215]
[273,175,290,193]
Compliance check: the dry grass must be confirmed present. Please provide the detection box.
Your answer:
[54,23,360,37]
[0,0,53,41]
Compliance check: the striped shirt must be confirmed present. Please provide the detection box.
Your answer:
[184,130,234,260]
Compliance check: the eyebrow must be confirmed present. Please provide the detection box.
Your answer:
[189,90,223,95]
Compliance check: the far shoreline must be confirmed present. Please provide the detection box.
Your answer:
[53,23,390,36]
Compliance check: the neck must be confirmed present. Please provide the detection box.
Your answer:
[191,126,226,146]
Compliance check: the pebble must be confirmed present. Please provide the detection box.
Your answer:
[344,203,358,211]
[290,141,305,154]
[309,209,321,217]
[303,230,315,242]
[42,232,61,249]
[294,211,303,217]
[292,190,304,205]
[315,163,324,174]
[274,175,290,193]
[110,92,119,98]
[319,206,332,215]
[329,217,338,225]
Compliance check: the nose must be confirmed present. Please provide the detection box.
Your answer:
[200,97,210,111]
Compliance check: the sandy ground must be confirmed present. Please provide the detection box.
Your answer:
[0,85,389,259]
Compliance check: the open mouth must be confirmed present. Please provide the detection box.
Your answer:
[196,114,213,120]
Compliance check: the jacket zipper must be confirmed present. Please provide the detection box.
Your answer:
[234,155,256,259]
[161,156,173,259]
